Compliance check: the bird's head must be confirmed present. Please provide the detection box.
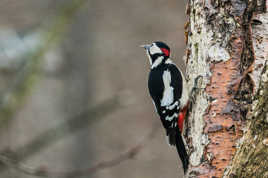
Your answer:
[140,41,170,67]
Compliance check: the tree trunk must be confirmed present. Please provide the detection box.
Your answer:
[184,0,267,177]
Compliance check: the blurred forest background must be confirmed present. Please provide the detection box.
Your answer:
[0,0,186,177]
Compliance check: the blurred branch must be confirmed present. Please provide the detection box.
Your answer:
[0,123,159,178]
[0,0,89,127]
[0,96,120,173]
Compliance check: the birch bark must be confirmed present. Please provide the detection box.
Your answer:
[184,1,268,177]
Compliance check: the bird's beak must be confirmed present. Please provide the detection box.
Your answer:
[140,44,151,50]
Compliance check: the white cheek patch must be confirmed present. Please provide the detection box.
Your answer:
[161,70,174,106]
[149,43,162,55]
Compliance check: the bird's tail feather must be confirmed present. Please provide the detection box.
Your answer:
[167,128,189,173]
[175,131,189,173]
[167,128,176,146]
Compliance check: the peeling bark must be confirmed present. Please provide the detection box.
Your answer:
[224,65,268,177]
[184,0,267,177]
[224,2,268,177]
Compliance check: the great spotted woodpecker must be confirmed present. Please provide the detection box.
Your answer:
[141,41,189,173]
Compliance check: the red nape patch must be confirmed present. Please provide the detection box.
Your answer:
[161,48,170,57]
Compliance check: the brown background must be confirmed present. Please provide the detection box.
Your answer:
[0,0,186,177]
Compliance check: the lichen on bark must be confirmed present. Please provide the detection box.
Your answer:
[224,2,268,177]
[224,64,268,178]
[185,0,267,177]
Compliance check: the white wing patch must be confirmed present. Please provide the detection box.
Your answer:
[161,70,174,106]
[165,113,178,121]
[167,101,178,110]
[164,61,189,108]
[149,43,162,55]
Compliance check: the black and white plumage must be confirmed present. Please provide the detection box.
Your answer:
[141,41,189,173]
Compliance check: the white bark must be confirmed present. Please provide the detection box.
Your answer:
[184,0,268,177]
